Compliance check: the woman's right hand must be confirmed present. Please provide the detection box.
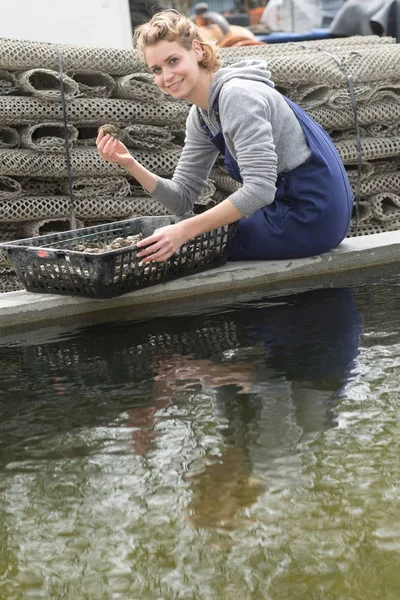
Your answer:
[96,129,134,169]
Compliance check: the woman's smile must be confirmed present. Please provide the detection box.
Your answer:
[168,78,184,92]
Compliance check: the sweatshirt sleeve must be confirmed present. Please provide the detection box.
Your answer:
[150,107,220,215]
[218,83,278,217]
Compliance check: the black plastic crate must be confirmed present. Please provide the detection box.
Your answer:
[0,216,237,299]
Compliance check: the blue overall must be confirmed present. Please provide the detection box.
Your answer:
[203,93,353,261]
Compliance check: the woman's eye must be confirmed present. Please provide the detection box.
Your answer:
[152,68,161,74]
[170,57,178,64]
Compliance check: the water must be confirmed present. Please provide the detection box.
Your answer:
[0,272,400,599]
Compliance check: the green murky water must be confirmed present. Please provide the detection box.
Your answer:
[0,276,400,599]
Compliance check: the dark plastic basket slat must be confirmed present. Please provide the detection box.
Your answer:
[0,216,237,299]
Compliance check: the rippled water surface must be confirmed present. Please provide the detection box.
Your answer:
[1,275,400,599]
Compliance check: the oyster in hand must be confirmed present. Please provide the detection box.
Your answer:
[98,124,125,141]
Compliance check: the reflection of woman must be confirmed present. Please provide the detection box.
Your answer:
[127,287,362,529]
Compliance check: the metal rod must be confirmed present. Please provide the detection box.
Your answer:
[55,44,77,231]
[289,0,295,33]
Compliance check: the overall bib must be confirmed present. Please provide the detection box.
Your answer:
[202,93,353,261]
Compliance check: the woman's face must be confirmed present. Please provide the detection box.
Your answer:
[145,39,204,100]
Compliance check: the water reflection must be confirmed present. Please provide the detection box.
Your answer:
[0,286,369,597]
[0,289,361,529]
[130,287,362,528]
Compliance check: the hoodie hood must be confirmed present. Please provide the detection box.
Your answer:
[208,59,274,113]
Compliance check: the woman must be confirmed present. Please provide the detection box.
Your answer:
[96,9,353,263]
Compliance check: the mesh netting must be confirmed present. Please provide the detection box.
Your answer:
[70,70,115,98]
[0,223,23,264]
[75,125,99,147]
[20,177,63,196]
[365,157,400,175]
[0,96,189,127]
[123,123,174,150]
[220,45,400,86]
[287,81,400,110]
[210,166,242,193]
[0,37,143,75]
[0,175,22,200]
[0,69,17,94]
[0,35,393,76]
[0,146,182,178]
[362,124,400,138]
[0,223,23,239]
[212,189,230,204]
[335,137,400,164]
[344,160,400,186]
[62,176,130,200]
[351,171,400,199]
[345,162,375,182]
[16,68,80,102]
[245,35,395,55]
[327,81,400,109]
[114,73,163,103]
[20,217,84,238]
[0,195,145,221]
[309,100,400,131]
[124,196,171,216]
[20,122,79,152]
[0,272,24,293]
[330,124,400,141]
[370,192,400,222]
[347,217,400,237]
[0,125,20,149]
[352,200,373,223]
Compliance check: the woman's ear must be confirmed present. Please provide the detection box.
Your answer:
[192,39,204,61]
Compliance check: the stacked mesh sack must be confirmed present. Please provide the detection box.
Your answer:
[0,38,193,292]
[0,36,400,292]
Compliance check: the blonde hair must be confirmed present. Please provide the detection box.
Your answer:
[133,9,221,72]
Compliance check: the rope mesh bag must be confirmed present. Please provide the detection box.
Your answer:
[0,69,18,94]
[69,71,115,98]
[0,146,183,178]
[352,172,400,199]
[0,37,140,74]
[113,73,164,103]
[220,45,400,86]
[335,137,400,164]
[20,122,79,152]
[0,97,190,127]
[123,124,174,150]
[0,126,20,149]
[20,217,84,238]
[20,177,63,196]
[61,176,131,200]
[16,68,80,101]
[309,100,400,131]
[0,176,22,200]
[288,81,400,111]
[0,195,150,221]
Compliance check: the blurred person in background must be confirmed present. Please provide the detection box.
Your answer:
[319,0,346,28]
[260,0,320,32]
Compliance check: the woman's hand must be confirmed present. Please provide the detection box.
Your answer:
[96,129,133,169]
[136,222,188,263]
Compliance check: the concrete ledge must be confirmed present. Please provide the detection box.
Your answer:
[1,230,399,329]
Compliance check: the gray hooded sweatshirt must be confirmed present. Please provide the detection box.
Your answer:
[150,60,311,218]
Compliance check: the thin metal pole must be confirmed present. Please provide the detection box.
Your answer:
[55,44,77,231]
[289,0,295,32]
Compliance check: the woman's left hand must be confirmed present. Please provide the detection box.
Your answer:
[136,222,188,263]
